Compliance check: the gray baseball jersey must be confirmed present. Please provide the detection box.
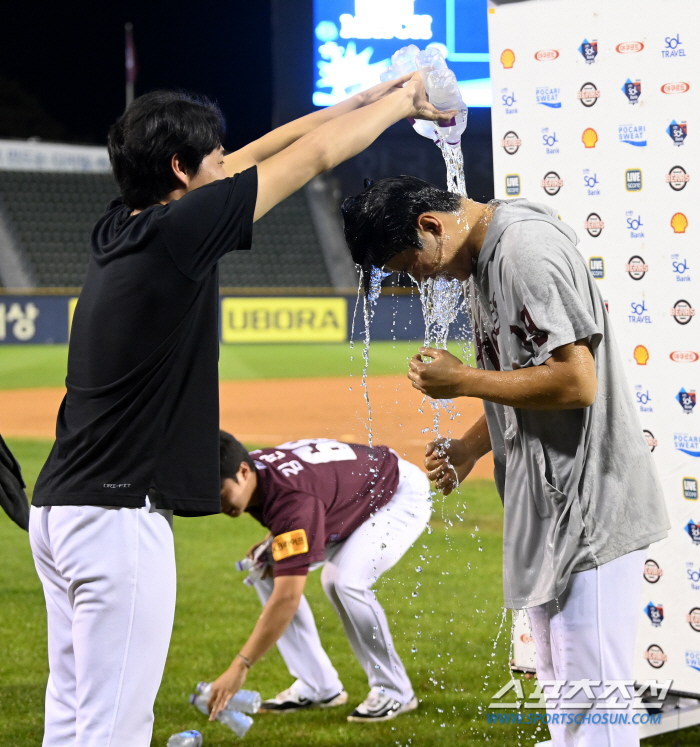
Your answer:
[469,199,669,609]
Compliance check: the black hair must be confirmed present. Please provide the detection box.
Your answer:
[108,90,226,210]
[340,176,462,290]
[220,430,255,483]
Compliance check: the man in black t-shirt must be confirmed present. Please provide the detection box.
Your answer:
[206,433,431,724]
[28,84,453,746]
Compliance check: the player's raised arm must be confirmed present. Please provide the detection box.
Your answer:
[223,76,414,175]
[251,74,455,222]
[207,574,307,719]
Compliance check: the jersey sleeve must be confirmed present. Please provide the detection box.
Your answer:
[265,491,326,577]
[500,222,602,366]
[156,166,257,281]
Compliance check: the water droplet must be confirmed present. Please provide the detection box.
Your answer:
[415,566,423,573]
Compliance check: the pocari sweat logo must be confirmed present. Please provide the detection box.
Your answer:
[676,434,700,457]
[663,34,685,58]
[644,602,664,627]
[541,128,560,154]
[583,169,600,195]
[501,88,518,114]
[672,255,691,282]
[619,124,647,146]
[668,120,687,146]
[580,39,598,64]
[536,86,561,108]
[686,650,700,672]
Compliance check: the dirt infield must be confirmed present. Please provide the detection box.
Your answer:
[0,375,493,478]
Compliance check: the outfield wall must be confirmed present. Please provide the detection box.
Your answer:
[0,292,471,344]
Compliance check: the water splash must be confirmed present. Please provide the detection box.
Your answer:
[439,139,467,197]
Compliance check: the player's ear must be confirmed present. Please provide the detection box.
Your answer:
[417,212,443,236]
[238,461,252,481]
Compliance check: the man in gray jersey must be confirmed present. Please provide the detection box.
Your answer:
[341,177,670,747]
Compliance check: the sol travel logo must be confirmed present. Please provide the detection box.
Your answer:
[667,166,690,191]
[541,171,563,196]
[578,82,599,107]
[663,35,685,58]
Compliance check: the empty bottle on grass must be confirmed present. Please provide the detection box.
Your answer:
[218,709,254,738]
[167,731,202,747]
[191,681,261,715]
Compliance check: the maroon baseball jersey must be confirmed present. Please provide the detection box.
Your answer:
[246,439,400,576]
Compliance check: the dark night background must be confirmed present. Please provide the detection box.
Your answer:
[0,0,493,200]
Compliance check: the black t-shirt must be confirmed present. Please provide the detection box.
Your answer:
[33,168,258,516]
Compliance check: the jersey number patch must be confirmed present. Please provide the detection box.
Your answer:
[272,529,309,561]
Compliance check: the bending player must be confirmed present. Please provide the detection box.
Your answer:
[29,83,453,746]
[207,431,431,723]
[341,178,670,747]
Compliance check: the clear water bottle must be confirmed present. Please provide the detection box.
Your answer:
[426,68,468,146]
[167,731,202,747]
[190,682,261,715]
[416,47,447,80]
[218,709,254,738]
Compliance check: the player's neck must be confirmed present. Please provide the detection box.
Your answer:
[458,198,496,265]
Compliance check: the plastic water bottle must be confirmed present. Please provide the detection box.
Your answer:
[218,709,254,738]
[167,731,202,747]
[416,47,447,80]
[190,682,261,714]
[426,68,467,146]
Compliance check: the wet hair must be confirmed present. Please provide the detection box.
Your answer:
[340,176,462,290]
[220,431,255,483]
[108,90,225,210]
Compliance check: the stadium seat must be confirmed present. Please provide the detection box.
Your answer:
[0,171,332,289]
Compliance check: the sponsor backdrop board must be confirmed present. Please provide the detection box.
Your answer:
[0,293,470,345]
[487,0,700,696]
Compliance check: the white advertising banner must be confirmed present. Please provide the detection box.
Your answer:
[0,139,110,173]
[487,0,700,695]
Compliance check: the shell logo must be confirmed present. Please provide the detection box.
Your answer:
[671,212,689,233]
[661,82,690,94]
[634,345,650,366]
[535,49,559,61]
[501,49,516,69]
[582,128,598,148]
[616,41,644,54]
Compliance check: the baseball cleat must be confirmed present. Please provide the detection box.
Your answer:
[259,683,347,713]
[347,690,418,722]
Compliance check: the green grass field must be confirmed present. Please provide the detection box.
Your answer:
[0,345,695,746]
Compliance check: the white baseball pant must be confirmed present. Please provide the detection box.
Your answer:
[29,500,176,747]
[527,548,647,747]
[255,458,432,703]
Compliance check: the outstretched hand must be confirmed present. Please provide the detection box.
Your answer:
[408,348,466,399]
[425,437,477,495]
[207,661,247,720]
